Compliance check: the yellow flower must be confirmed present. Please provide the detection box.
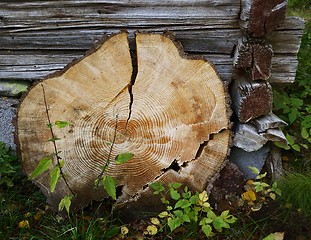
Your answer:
[18,220,30,229]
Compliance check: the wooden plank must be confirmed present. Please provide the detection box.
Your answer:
[0,0,304,84]
[0,0,240,29]
[0,50,300,84]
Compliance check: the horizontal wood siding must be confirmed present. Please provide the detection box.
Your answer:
[0,1,304,83]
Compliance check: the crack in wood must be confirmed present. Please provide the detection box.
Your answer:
[126,41,138,128]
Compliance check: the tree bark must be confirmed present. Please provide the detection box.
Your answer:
[16,32,231,212]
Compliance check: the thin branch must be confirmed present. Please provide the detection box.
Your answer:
[96,114,119,187]
[41,83,75,195]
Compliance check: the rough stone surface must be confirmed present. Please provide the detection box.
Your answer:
[0,80,30,97]
[229,144,270,179]
[0,97,19,149]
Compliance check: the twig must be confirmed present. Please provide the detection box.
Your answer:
[96,114,119,187]
[41,83,75,195]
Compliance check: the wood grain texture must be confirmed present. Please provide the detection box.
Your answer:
[0,0,304,84]
[16,32,231,212]
[231,76,273,123]
[233,38,273,81]
[240,0,288,37]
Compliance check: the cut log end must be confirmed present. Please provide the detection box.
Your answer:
[240,0,288,37]
[231,76,273,123]
[16,32,231,213]
[233,38,273,81]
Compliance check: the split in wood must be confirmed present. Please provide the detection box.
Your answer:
[240,0,288,37]
[233,37,273,81]
[16,32,231,213]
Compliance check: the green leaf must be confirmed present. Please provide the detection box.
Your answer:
[173,210,183,217]
[248,166,260,176]
[256,172,267,180]
[274,142,290,150]
[167,217,182,232]
[201,224,213,237]
[262,233,276,240]
[115,152,134,164]
[288,110,298,124]
[175,199,191,209]
[161,197,170,205]
[59,159,65,168]
[170,189,181,200]
[150,182,165,194]
[291,97,304,108]
[58,195,73,214]
[104,175,117,200]
[47,123,53,129]
[301,127,310,139]
[189,195,198,205]
[158,211,169,218]
[54,120,72,128]
[286,133,295,145]
[104,226,120,238]
[48,137,61,142]
[207,210,217,220]
[182,214,191,222]
[213,216,226,232]
[199,217,213,225]
[291,144,301,152]
[29,157,52,180]
[50,165,60,192]
[182,190,192,199]
[170,182,183,189]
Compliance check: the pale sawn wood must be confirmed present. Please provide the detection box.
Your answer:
[16,32,231,212]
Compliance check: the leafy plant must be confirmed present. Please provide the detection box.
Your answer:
[29,118,74,215]
[277,172,311,218]
[149,182,237,238]
[273,18,311,169]
[0,141,20,187]
[241,167,281,211]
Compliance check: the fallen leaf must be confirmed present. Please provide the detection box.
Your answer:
[18,220,30,229]
[241,190,256,202]
[144,225,158,235]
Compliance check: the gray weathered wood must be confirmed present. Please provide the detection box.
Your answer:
[0,0,304,84]
[251,112,287,132]
[260,128,288,145]
[233,123,268,152]
[229,145,270,179]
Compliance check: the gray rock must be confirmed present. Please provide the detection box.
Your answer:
[0,97,19,149]
[0,80,30,97]
[229,144,270,179]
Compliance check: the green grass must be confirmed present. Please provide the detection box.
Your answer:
[278,173,311,218]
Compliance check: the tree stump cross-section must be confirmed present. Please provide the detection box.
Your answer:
[16,32,231,212]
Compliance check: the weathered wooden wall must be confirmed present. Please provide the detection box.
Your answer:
[0,0,304,83]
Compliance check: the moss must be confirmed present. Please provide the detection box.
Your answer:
[0,80,30,97]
